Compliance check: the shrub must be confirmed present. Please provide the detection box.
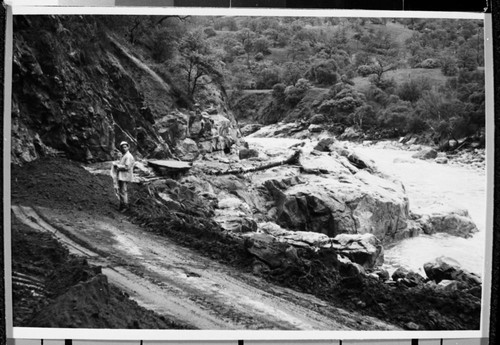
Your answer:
[272,83,286,100]
[370,76,396,93]
[310,114,326,124]
[284,78,312,106]
[253,37,272,55]
[350,105,376,130]
[397,77,431,103]
[203,27,216,37]
[254,52,264,61]
[306,59,340,85]
[255,66,282,89]
[406,116,428,133]
[357,64,378,77]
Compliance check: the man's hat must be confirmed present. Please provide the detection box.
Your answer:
[120,141,129,147]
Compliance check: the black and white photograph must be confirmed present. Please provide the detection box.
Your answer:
[6,9,491,337]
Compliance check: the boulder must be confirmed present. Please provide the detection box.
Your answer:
[424,256,481,286]
[239,148,259,160]
[392,267,426,287]
[435,157,448,164]
[374,269,390,281]
[339,127,364,140]
[314,137,336,152]
[437,279,461,291]
[416,205,478,238]
[244,233,292,268]
[308,124,324,133]
[412,148,438,160]
[175,138,199,161]
[328,144,377,171]
[392,267,410,281]
[406,137,417,146]
[262,169,410,243]
[337,255,366,277]
[329,233,384,268]
[248,122,306,138]
[240,124,263,137]
[258,222,331,248]
[215,214,258,233]
[155,113,189,143]
[217,196,252,214]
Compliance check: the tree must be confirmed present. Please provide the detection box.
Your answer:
[397,77,431,104]
[306,59,340,85]
[457,44,478,71]
[440,56,459,76]
[255,65,282,89]
[287,40,309,62]
[236,28,257,68]
[282,61,308,86]
[253,37,271,55]
[177,31,223,97]
[350,104,376,130]
[318,85,365,125]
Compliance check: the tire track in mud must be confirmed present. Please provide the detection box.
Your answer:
[12,205,400,330]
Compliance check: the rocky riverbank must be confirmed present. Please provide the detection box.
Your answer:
[243,121,486,171]
[11,119,483,330]
[127,122,482,329]
[127,146,482,330]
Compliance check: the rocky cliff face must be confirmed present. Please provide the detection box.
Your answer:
[11,15,239,165]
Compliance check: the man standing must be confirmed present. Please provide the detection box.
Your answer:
[113,141,135,212]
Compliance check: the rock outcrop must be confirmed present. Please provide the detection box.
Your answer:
[258,159,410,243]
[12,16,239,165]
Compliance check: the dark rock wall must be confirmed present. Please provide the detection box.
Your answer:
[12,16,159,162]
[11,15,238,164]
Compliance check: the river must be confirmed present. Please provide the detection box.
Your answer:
[355,144,486,278]
[246,137,487,278]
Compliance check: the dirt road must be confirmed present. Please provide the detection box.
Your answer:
[12,204,400,330]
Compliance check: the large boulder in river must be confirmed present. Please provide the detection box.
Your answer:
[257,157,410,242]
[424,256,481,286]
[415,204,478,238]
[412,148,438,160]
[314,137,336,152]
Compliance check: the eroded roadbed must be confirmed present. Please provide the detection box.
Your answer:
[12,204,400,330]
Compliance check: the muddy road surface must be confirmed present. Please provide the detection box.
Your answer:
[12,204,399,330]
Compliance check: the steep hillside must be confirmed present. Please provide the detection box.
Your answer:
[11,15,239,164]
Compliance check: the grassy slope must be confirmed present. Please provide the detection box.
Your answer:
[352,68,449,91]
